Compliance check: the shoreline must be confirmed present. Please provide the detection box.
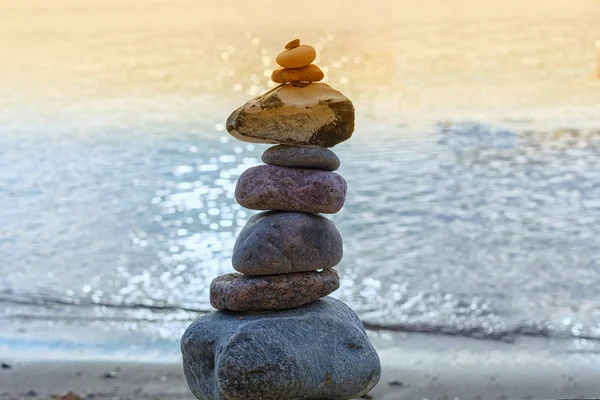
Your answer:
[2,333,600,400]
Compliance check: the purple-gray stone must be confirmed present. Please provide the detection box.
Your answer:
[181,297,381,400]
[233,211,343,275]
[210,269,340,312]
[235,165,347,214]
[262,145,341,171]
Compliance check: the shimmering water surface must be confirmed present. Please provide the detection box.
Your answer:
[1,0,600,356]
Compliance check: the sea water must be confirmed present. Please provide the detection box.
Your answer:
[1,0,600,357]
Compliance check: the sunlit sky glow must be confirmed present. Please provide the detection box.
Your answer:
[0,0,599,127]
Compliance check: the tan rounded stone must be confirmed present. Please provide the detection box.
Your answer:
[226,83,355,147]
[276,44,317,68]
[285,38,300,50]
[271,64,324,83]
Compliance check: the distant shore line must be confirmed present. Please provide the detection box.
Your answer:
[3,293,599,343]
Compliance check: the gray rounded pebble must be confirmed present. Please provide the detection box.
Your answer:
[181,297,381,400]
[262,145,341,171]
[210,269,339,312]
[235,165,347,214]
[233,211,343,275]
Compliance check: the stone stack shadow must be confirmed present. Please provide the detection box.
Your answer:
[181,39,381,400]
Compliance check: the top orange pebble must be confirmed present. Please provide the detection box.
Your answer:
[285,38,300,49]
[276,40,317,69]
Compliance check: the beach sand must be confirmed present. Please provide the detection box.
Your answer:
[2,334,600,400]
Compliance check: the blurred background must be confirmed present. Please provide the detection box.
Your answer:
[1,0,600,360]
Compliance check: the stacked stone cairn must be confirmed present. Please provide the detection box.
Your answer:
[181,39,381,400]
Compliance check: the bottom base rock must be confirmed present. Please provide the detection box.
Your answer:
[181,297,381,400]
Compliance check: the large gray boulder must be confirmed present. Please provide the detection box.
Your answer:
[181,297,381,400]
[233,211,343,275]
[226,83,354,148]
[235,165,347,214]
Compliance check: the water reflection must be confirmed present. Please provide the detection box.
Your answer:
[2,122,600,345]
[116,141,260,309]
[1,0,600,351]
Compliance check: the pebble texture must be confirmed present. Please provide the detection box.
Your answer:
[271,64,324,83]
[226,83,354,147]
[181,297,381,400]
[233,211,343,275]
[276,44,316,68]
[236,165,347,214]
[210,269,340,311]
[262,144,340,171]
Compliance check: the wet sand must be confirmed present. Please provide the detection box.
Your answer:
[2,334,600,400]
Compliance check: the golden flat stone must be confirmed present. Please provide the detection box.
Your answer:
[271,64,324,83]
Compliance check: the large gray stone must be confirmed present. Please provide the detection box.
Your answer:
[233,211,343,275]
[235,165,347,214]
[226,83,354,148]
[181,297,381,400]
[210,269,340,311]
[262,145,341,171]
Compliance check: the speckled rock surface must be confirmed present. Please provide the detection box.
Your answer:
[226,83,354,147]
[210,269,339,311]
[235,165,347,214]
[262,145,340,171]
[233,211,342,275]
[181,297,381,400]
